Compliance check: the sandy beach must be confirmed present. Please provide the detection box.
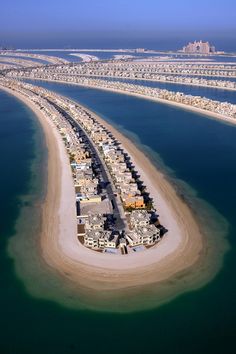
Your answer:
[0,83,228,312]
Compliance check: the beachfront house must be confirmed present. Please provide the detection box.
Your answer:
[130,210,151,228]
[84,230,117,249]
[126,224,160,246]
[121,194,145,209]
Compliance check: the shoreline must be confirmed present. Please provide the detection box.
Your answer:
[0,84,228,312]
[66,73,236,89]
[23,77,236,127]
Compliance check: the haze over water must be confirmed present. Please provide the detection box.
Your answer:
[2,0,236,51]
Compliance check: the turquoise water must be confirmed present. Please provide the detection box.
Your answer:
[1,83,236,353]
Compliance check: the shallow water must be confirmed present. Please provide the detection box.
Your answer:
[1,84,236,353]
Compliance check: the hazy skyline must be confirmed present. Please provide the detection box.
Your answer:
[1,0,236,49]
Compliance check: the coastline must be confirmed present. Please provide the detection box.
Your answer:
[0,84,229,312]
[65,73,236,90]
[23,77,236,127]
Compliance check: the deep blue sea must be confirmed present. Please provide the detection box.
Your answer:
[1,79,236,353]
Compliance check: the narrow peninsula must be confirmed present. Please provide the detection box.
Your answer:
[0,78,221,312]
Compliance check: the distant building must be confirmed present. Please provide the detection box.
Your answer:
[182,40,215,54]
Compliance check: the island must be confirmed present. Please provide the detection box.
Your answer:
[0,77,209,312]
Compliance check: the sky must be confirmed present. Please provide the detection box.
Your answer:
[1,0,236,50]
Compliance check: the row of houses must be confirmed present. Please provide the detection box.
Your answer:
[1,79,165,254]
[43,91,163,252]
[68,105,147,210]
[102,142,146,209]
[77,209,161,251]
[10,68,236,119]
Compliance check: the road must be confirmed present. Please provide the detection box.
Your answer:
[47,98,128,232]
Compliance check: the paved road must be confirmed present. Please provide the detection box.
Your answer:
[47,98,128,232]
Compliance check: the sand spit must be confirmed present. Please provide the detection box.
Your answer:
[1,85,229,313]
